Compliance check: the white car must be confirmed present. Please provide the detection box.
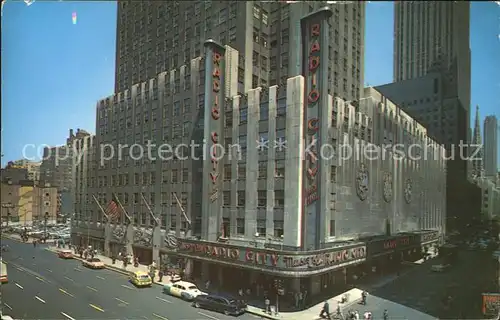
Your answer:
[162,281,206,301]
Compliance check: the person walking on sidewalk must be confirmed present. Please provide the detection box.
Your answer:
[319,301,331,319]
[158,269,164,282]
[383,309,388,320]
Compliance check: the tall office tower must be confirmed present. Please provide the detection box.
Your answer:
[393,1,471,123]
[471,105,484,178]
[484,115,498,178]
[114,1,365,102]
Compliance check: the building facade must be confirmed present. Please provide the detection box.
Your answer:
[115,1,365,103]
[72,8,446,302]
[393,1,471,126]
[0,182,58,226]
[477,177,500,220]
[484,115,498,179]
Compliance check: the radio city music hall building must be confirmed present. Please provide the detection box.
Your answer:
[78,7,447,302]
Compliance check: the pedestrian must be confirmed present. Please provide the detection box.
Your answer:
[264,297,270,314]
[354,310,360,320]
[361,291,368,305]
[158,269,164,282]
[205,280,210,291]
[298,291,303,309]
[238,288,244,298]
[383,309,388,320]
[294,292,300,309]
[319,301,331,319]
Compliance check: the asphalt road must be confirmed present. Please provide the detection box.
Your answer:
[0,238,259,320]
[366,248,497,319]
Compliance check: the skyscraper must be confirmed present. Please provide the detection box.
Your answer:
[114,1,365,102]
[484,115,498,178]
[393,1,471,121]
[471,105,484,178]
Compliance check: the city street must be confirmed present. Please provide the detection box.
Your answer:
[0,238,259,320]
[365,248,497,319]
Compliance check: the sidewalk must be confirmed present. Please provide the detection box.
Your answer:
[1,233,56,244]
[45,246,172,285]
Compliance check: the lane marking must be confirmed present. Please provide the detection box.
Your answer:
[35,296,46,304]
[46,269,53,273]
[64,276,74,282]
[115,297,129,305]
[155,296,172,303]
[59,288,74,297]
[96,275,105,280]
[4,303,12,310]
[89,304,105,312]
[36,276,45,282]
[152,314,169,320]
[86,286,98,292]
[121,284,134,290]
[15,283,24,289]
[61,312,75,320]
[73,268,82,272]
[16,267,23,271]
[198,312,220,320]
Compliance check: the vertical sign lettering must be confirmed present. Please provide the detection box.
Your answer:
[210,51,222,202]
[305,23,321,206]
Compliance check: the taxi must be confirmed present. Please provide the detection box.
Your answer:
[57,249,73,259]
[82,258,105,269]
[163,281,205,301]
[130,271,152,287]
[1,261,8,284]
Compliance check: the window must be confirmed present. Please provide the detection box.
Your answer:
[238,164,246,179]
[162,170,169,183]
[253,5,260,19]
[171,169,178,183]
[240,108,248,123]
[173,101,180,116]
[237,191,245,207]
[275,160,285,178]
[274,190,284,207]
[258,191,266,207]
[236,218,245,235]
[183,98,191,113]
[223,191,230,206]
[330,165,337,183]
[257,219,266,236]
[182,168,189,182]
[274,221,284,238]
[260,103,269,121]
[330,219,335,237]
[258,161,267,178]
[224,165,231,181]
[239,135,247,151]
[277,99,286,116]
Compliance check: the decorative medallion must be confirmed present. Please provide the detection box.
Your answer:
[164,234,179,249]
[355,163,369,201]
[404,178,413,204]
[133,227,153,246]
[382,172,393,203]
[112,226,125,241]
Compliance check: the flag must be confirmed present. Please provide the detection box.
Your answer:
[104,200,120,221]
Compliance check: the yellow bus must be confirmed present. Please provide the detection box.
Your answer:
[0,261,7,283]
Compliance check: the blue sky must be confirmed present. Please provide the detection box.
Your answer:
[2,1,499,167]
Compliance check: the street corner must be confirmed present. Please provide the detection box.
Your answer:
[245,306,282,320]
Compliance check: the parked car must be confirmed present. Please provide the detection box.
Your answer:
[57,249,73,259]
[130,271,152,287]
[163,281,205,301]
[1,261,8,284]
[82,258,105,269]
[192,294,247,316]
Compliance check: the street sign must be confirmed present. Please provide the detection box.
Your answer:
[1,203,14,209]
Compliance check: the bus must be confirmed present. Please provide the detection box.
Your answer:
[0,261,8,283]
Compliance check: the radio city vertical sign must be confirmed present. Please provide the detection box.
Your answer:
[300,7,332,248]
[203,40,225,205]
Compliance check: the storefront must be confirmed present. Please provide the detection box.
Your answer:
[365,233,422,275]
[174,239,367,303]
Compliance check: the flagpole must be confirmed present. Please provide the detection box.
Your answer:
[172,192,191,225]
[92,194,109,221]
[112,193,131,223]
[140,192,159,225]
